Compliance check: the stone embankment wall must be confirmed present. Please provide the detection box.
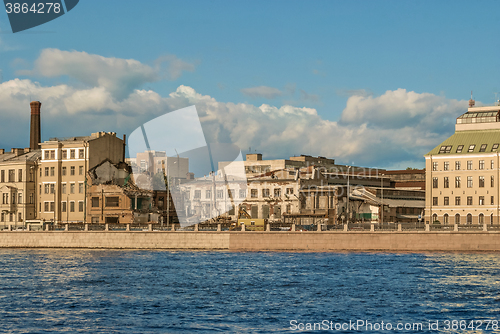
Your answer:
[1,230,500,251]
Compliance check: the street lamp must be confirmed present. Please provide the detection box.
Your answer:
[381,173,384,227]
[346,166,351,225]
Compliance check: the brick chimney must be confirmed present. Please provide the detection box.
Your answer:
[30,101,41,150]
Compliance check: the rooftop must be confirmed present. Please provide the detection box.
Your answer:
[426,130,500,155]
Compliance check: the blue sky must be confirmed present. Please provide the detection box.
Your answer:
[1,1,500,171]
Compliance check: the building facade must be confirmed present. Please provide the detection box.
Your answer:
[0,149,39,227]
[38,132,124,224]
[425,100,500,225]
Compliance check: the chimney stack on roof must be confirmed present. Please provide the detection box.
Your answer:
[30,101,41,150]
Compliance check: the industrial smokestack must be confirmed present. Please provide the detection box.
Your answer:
[30,101,41,150]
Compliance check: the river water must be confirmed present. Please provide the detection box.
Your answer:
[0,250,499,333]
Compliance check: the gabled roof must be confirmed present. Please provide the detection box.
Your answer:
[426,130,500,156]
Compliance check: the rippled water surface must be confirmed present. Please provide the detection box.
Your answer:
[1,250,500,333]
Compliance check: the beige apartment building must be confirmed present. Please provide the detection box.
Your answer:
[38,132,124,224]
[425,99,500,225]
[0,149,39,227]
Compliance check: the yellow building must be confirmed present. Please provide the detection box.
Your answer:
[0,149,39,227]
[38,132,124,224]
[425,99,500,225]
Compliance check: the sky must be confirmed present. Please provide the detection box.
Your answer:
[1,1,500,172]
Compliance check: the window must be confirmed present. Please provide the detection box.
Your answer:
[455,176,461,188]
[467,196,473,205]
[444,214,449,224]
[286,188,294,195]
[194,190,201,199]
[1,213,3,222]
[479,196,485,205]
[79,149,84,159]
[433,197,438,205]
[229,189,235,199]
[44,151,49,160]
[70,183,75,194]
[11,193,15,205]
[439,146,452,154]
[492,196,495,205]
[492,176,495,187]
[455,161,461,170]
[433,161,438,171]
[18,169,22,182]
[62,150,67,159]
[70,166,75,176]
[78,201,84,212]
[444,161,449,171]
[479,213,484,224]
[444,197,449,206]
[479,144,487,152]
[467,176,473,188]
[205,190,211,199]
[467,213,472,224]
[432,213,438,222]
[250,189,258,198]
[468,144,475,152]
[239,189,246,198]
[50,183,55,194]
[479,160,485,170]
[105,197,119,207]
[44,201,55,212]
[44,184,50,194]
[44,167,49,177]
[29,193,33,204]
[262,189,270,197]
[444,177,449,188]
[62,167,66,176]
[70,149,75,159]
[479,176,485,187]
[432,177,438,188]
[70,201,75,212]
[2,193,8,204]
[455,196,461,205]
[0,170,4,182]
[62,202,67,212]
[456,145,464,153]
[455,213,461,224]
[50,167,55,176]
[8,170,14,182]
[92,197,99,207]
[492,160,495,169]
[79,183,84,194]
[79,166,84,175]
[18,193,21,204]
[467,160,473,170]
[274,188,281,197]
[62,183,66,194]
[216,190,223,199]
[491,213,495,224]
[492,143,499,152]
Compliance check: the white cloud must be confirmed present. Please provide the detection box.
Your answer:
[241,86,283,99]
[16,49,196,100]
[0,73,466,169]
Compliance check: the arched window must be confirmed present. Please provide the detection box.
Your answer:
[455,213,461,224]
[491,213,494,225]
[467,213,473,224]
[479,213,484,224]
[432,213,438,223]
[443,213,449,224]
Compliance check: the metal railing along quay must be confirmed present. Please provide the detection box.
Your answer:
[1,222,499,232]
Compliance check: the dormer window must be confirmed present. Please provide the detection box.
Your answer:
[439,146,452,154]
[492,144,499,151]
[479,144,487,152]
[456,145,464,153]
[468,144,475,152]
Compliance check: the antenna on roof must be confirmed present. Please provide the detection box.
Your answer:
[469,91,475,108]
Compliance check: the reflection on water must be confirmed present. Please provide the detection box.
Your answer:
[0,250,499,333]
